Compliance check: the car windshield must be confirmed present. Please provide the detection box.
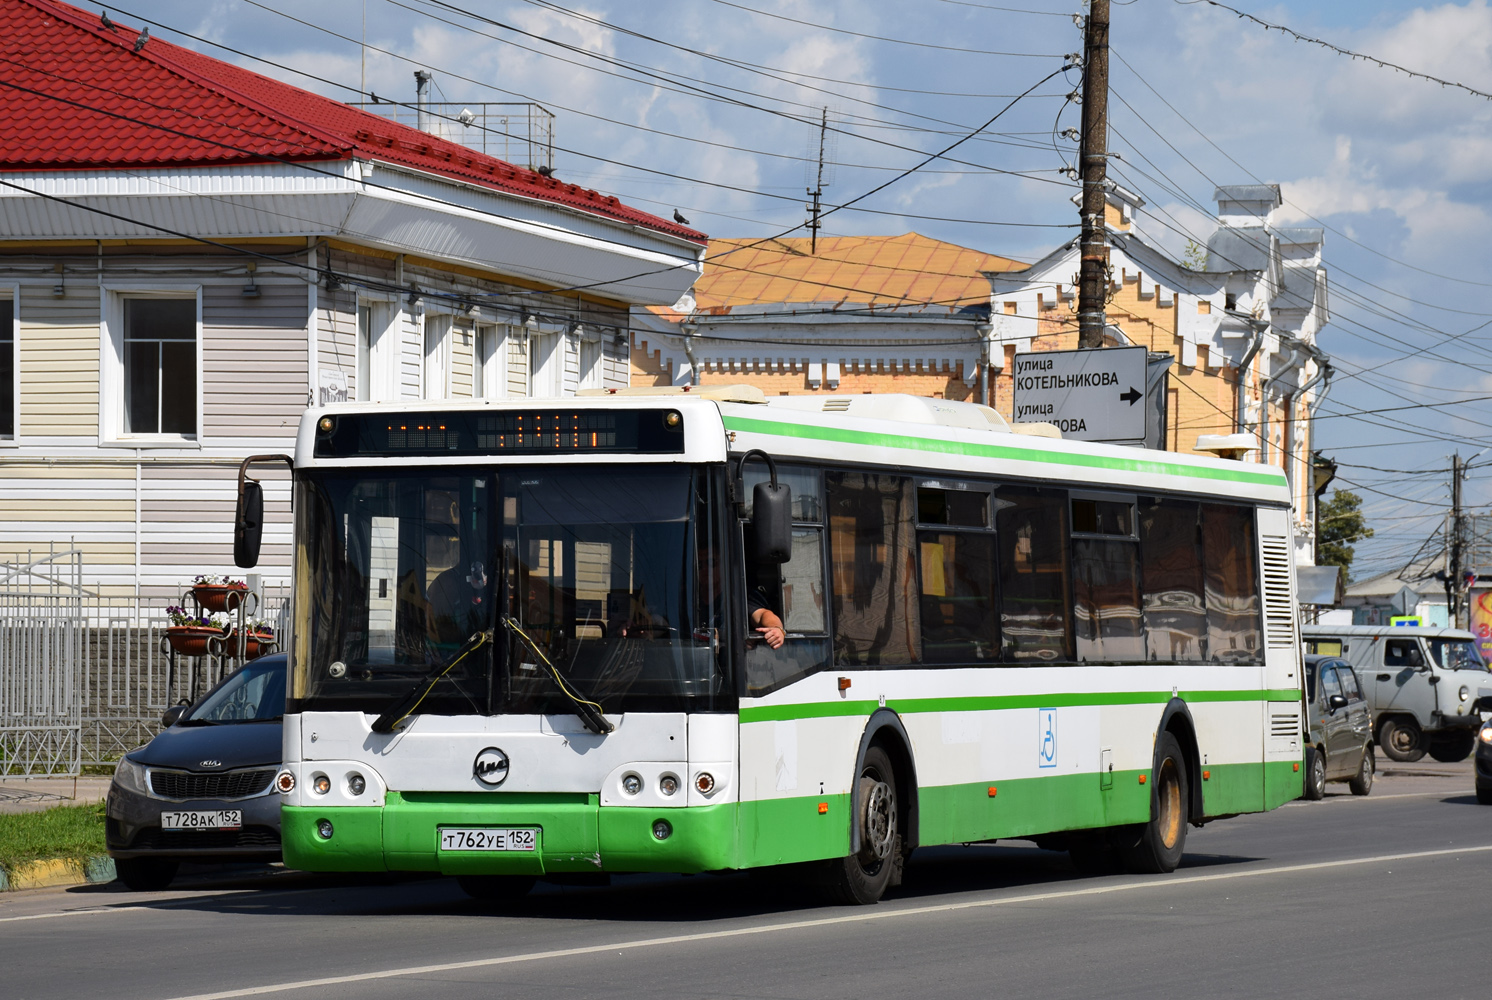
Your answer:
[182,659,285,724]
[1427,638,1489,671]
[294,465,729,716]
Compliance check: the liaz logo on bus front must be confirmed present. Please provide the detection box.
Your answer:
[473,748,510,787]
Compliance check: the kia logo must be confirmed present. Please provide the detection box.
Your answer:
[473,747,509,787]
[199,760,222,768]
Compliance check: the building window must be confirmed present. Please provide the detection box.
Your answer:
[579,334,603,390]
[424,314,450,400]
[0,297,12,439]
[529,331,562,398]
[123,297,196,436]
[473,324,503,398]
[356,303,372,402]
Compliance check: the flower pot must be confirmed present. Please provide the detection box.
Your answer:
[219,629,277,661]
[191,583,248,614]
[166,626,223,657]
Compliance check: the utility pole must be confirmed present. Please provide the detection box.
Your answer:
[806,107,828,255]
[1447,453,1467,628]
[1076,0,1110,349]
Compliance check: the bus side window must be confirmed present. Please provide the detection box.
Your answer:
[827,471,921,666]
[1201,503,1263,663]
[1071,494,1143,662]
[1139,498,1207,663]
[995,485,1073,662]
[743,466,830,696]
[916,482,998,663]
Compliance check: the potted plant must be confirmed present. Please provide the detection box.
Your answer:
[230,620,277,660]
[190,574,249,613]
[164,606,227,656]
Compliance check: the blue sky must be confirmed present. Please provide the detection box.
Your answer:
[100,0,1492,576]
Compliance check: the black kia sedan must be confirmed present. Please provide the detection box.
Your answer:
[106,654,285,890]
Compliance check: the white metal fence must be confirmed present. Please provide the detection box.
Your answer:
[0,547,287,775]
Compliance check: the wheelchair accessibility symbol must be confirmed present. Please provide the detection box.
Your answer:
[1038,708,1057,769]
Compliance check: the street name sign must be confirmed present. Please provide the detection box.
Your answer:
[1011,345,1147,443]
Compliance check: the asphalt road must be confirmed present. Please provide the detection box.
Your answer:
[3,758,1487,1000]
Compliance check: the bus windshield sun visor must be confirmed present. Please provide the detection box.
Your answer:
[501,616,614,735]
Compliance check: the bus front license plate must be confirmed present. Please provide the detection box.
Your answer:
[439,827,538,852]
[162,809,242,831]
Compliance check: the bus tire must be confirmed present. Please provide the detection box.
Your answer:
[1117,732,1189,874]
[822,745,900,905]
[456,874,536,902]
[1378,717,1426,762]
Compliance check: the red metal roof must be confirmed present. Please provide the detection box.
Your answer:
[0,0,704,243]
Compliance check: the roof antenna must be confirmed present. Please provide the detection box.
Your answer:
[132,26,148,51]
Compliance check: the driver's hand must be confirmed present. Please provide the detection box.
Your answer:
[757,625,785,649]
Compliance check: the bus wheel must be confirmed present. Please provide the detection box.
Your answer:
[822,745,901,905]
[1117,732,1189,874]
[456,874,536,903]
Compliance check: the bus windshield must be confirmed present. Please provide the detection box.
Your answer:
[293,465,728,716]
[1427,638,1489,671]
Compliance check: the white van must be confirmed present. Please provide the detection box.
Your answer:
[1301,625,1492,762]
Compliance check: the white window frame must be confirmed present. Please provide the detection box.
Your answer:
[100,284,203,447]
[578,327,604,391]
[423,313,452,400]
[529,328,564,398]
[473,322,506,399]
[0,284,17,446]
[356,296,397,402]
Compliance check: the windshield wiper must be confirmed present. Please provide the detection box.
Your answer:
[501,616,614,735]
[370,629,494,734]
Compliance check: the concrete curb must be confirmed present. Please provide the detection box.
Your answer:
[0,856,115,892]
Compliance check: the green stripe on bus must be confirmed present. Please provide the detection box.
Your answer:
[738,688,1301,724]
[721,414,1286,487]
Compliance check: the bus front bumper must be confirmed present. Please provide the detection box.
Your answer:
[282,792,737,875]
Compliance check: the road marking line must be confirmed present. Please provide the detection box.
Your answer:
[0,905,147,923]
[163,843,1492,1000]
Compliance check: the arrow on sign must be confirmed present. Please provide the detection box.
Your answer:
[1119,386,1141,405]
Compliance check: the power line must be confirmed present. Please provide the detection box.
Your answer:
[1179,0,1492,103]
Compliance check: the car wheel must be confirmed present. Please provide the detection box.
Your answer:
[1477,784,1492,806]
[1348,747,1374,796]
[820,745,901,905]
[114,857,178,892]
[1116,732,1189,874]
[1428,730,1477,763]
[456,875,536,902]
[1303,747,1326,800]
[1378,718,1426,763]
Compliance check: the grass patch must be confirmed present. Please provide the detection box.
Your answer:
[0,802,107,876]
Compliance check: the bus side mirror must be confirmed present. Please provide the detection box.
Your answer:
[234,454,294,570]
[753,480,792,564]
[235,478,264,569]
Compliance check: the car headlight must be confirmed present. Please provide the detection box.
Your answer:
[1461,685,1471,703]
[1480,724,1492,744]
[112,756,150,796]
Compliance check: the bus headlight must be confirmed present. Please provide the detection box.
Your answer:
[622,773,642,796]
[1461,685,1471,702]
[312,774,331,795]
[316,819,334,840]
[275,770,296,794]
[347,773,366,796]
[658,774,679,796]
[694,772,715,794]
[652,820,672,840]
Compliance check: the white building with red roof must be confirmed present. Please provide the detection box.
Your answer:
[0,0,705,600]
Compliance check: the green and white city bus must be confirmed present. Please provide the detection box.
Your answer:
[235,388,1305,904]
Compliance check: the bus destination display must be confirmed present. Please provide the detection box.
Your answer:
[314,409,685,457]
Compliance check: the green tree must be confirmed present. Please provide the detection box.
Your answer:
[1317,489,1373,581]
